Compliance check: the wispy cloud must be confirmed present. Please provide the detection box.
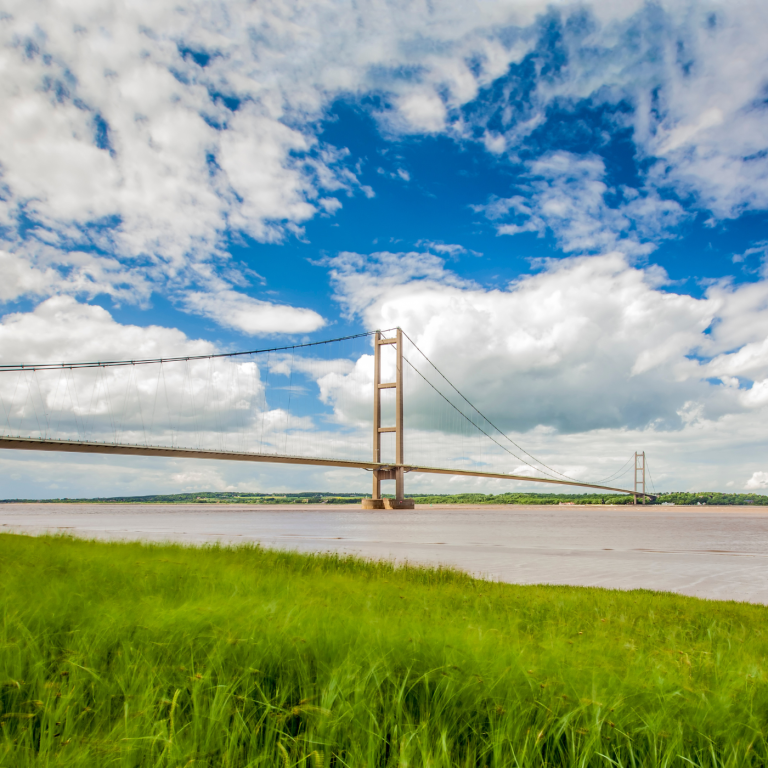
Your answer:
[417,241,482,258]
[474,152,686,257]
[181,290,325,336]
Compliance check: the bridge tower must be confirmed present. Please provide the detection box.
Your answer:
[362,329,415,510]
[633,451,646,505]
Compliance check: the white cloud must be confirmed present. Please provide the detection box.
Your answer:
[394,90,448,134]
[319,197,343,215]
[551,3,768,220]
[705,337,768,381]
[740,378,768,409]
[700,279,768,355]
[2,0,768,330]
[0,245,155,305]
[0,0,552,315]
[328,250,473,321]
[217,107,319,242]
[476,152,686,257]
[316,248,768,489]
[181,290,325,336]
[0,295,213,364]
[657,107,725,154]
[0,250,60,302]
[3,0,768,495]
[0,297,354,462]
[417,241,480,258]
[0,297,261,448]
[746,471,768,490]
[437,3,768,234]
[326,249,768,436]
[328,250,717,432]
[3,273,768,494]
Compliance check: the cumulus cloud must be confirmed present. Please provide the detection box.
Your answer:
[328,250,473,321]
[418,241,482,258]
[3,272,768,494]
[0,0,553,315]
[746,471,768,490]
[0,297,259,448]
[0,246,154,305]
[700,279,768,355]
[329,250,719,433]
[640,7,768,218]
[0,296,213,364]
[317,248,768,489]
[0,250,61,302]
[3,0,768,494]
[0,297,361,461]
[704,337,768,382]
[3,0,768,328]
[394,90,448,134]
[327,249,768,436]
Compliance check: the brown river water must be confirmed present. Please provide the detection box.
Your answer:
[2,503,767,604]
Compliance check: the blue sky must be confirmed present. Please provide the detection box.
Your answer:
[2,0,768,496]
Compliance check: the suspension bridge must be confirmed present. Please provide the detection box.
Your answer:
[0,328,656,506]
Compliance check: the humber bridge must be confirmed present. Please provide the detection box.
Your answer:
[0,329,655,507]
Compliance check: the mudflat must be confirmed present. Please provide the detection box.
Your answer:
[2,502,767,603]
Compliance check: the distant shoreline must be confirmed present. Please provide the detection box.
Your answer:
[3,500,768,511]
[2,490,766,507]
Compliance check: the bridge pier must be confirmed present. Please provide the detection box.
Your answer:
[365,329,414,510]
[634,452,646,505]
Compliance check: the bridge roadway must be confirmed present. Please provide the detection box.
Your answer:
[0,436,654,499]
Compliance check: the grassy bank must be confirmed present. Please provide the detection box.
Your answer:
[1,535,766,766]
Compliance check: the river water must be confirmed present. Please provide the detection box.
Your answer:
[1,503,767,604]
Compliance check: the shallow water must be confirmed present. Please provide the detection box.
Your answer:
[2,503,767,604]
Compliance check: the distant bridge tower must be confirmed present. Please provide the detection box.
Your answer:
[634,451,646,505]
[362,329,414,510]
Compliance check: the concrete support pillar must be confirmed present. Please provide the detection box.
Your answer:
[395,328,404,501]
[363,328,414,510]
[372,330,382,502]
[395,467,404,500]
[634,451,646,505]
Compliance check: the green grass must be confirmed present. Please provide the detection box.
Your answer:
[1,535,767,766]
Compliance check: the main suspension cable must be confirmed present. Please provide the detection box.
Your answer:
[402,355,565,481]
[592,454,635,485]
[0,330,391,372]
[401,331,585,483]
[645,457,657,495]
[401,331,645,489]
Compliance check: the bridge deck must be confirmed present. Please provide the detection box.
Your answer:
[0,436,653,498]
